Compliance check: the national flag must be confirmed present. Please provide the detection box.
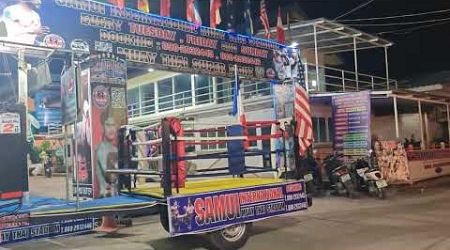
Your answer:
[187,0,202,26]
[210,0,222,29]
[231,65,248,148]
[108,0,125,9]
[276,6,285,44]
[259,0,271,39]
[226,0,235,32]
[294,57,313,156]
[161,0,171,16]
[242,0,254,35]
[137,0,149,13]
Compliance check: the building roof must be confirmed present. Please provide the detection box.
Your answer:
[260,18,393,54]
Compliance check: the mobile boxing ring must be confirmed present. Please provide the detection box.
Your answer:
[114,117,293,198]
[110,117,309,239]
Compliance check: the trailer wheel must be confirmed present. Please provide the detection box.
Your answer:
[159,206,170,232]
[209,223,252,250]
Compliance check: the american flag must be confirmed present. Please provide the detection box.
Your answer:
[259,0,271,39]
[294,59,313,156]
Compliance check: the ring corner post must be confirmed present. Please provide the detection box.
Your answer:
[161,118,172,198]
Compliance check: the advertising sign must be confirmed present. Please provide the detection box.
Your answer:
[0,113,20,134]
[167,181,307,236]
[406,149,450,183]
[0,217,94,245]
[332,91,371,156]
[88,53,127,198]
[0,0,290,81]
[74,68,94,198]
[374,140,410,184]
[61,65,78,124]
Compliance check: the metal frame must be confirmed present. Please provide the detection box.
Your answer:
[258,18,394,91]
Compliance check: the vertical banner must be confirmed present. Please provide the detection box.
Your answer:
[74,69,93,198]
[61,65,77,125]
[271,48,302,170]
[332,91,371,156]
[88,53,127,199]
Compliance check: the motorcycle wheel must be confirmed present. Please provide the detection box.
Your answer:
[377,188,386,200]
[345,181,359,199]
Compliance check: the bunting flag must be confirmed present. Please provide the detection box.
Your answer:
[210,0,222,28]
[242,0,254,35]
[294,59,313,156]
[137,0,149,13]
[108,0,125,9]
[259,0,271,39]
[160,0,171,16]
[187,0,202,26]
[276,6,285,43]
[226,0,235,32]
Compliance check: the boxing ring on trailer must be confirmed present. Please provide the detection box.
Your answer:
[113,118,294,198]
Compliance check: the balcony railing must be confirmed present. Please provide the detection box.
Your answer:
[128,63,396,118]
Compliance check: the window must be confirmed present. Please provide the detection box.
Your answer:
[195,75,213,105]
[184,131,195,153]
[217,77,233,104]
[328,117,333,143]
[140,83,155,115]
[248,127,257,147]
[127,87,139,117]
[174,74,192,108]
[158,78,173,111]
[312,116,331,143]
[200,127,226,151]
[261,127,272,151]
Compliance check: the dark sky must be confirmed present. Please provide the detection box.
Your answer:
[178,0,450,82]
[289,0,450,81]
[123,0,450,82]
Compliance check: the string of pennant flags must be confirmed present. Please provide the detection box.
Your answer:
[106,0,286,44]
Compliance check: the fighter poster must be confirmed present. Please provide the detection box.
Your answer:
[271,48,304,170]
[167,181,307,236]
[73,69,93,198]
[88,53,127,198]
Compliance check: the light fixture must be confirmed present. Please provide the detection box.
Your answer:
[147,68,154,72]
[289,42,299,48]
[312,80,317,88]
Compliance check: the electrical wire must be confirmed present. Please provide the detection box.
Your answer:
[348,17,450,27]
[340,8,450,22]
[334,0,376,20]
[377,20,450,35]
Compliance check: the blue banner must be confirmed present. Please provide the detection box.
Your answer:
[167,181,307,236]
[0,0,292,81]
[0,217,94,245]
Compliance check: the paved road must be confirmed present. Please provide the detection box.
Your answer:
[5,179,450,250]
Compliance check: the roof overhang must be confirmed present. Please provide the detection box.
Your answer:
[259,18,393,54]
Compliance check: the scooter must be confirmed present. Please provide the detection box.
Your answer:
[324,153,358,198]
[352,151,387,199]
[44,162,52,178]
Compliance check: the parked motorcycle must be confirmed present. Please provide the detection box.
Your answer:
[351,151,387,199]
[324,153,358,198]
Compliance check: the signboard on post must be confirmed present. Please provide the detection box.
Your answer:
[0,0,291,81]
[332,91,371,156]
[167,181,307,236]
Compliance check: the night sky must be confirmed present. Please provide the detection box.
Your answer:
[156,0,450,83]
